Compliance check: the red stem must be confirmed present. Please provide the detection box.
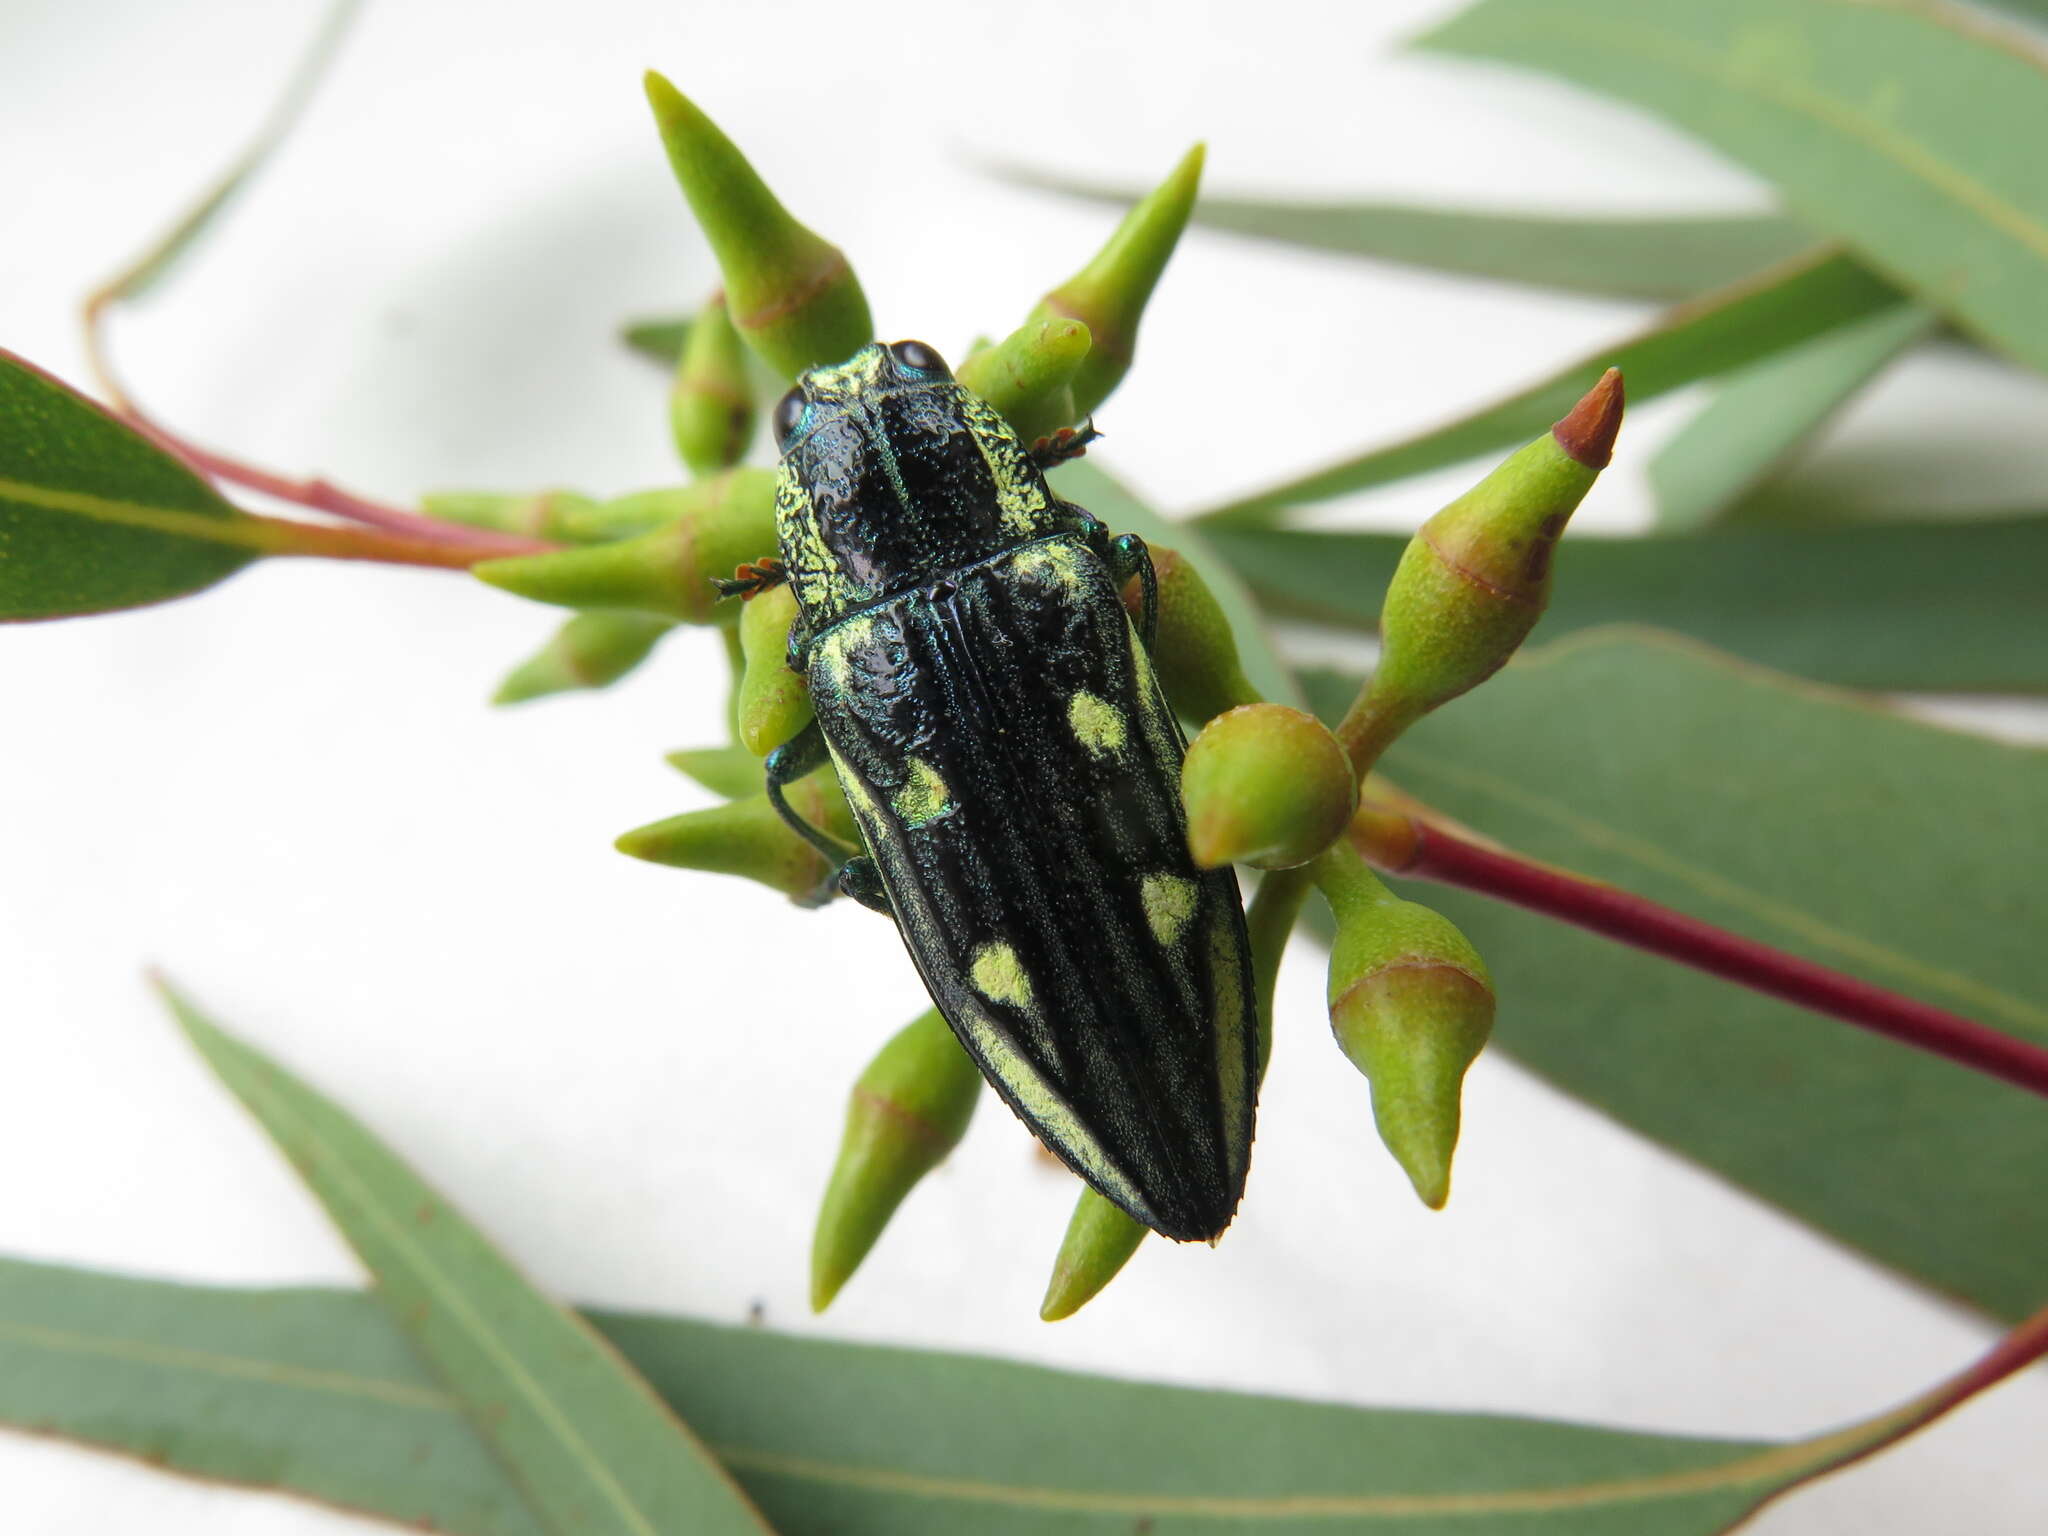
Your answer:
[82,296,554,559]
[1362,814,2048,1102]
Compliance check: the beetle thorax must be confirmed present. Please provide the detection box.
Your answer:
[775,347,1065,627]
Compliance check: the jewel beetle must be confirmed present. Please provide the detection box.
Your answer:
[740,339,1257,1242]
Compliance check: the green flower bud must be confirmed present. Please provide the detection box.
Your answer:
[811,1009,981,1312]
[665,745,763,800]
[1029,143,1202,418]
[644,73,873,379]
[1336,370,1623,776]
[422,488,603,543]
[472,468,776,625]
[1317,846,1494,1210]
[736,581,813,755]
[1182,704,1355,870]
[1039,1186,1149,1322]
[614,767,854,901]
[491,611,674,705]
[1119,545,1259,725]
[954,317,1091,445]
[670,291,756,475]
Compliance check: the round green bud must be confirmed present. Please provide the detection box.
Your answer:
[1182,704,1355,870]
[1119,545,1259,726]
[955,317,1090,445]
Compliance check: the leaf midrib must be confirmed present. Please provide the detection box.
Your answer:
[0,1301,1882,1521]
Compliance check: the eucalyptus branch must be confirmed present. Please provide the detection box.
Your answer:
[1349,798,2048,1103]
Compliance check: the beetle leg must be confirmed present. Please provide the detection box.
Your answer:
[766,722,892,914]
[765,722,844,866]
[711,555,787,601]
[1102,532,1159,652]
[1029,419,1101,470]
[835,855,892,914]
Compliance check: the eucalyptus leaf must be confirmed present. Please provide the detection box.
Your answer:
[0,351,263,620]
[1417,0,2048,375]
[1649,303,1939,530]
[1209,515,2048,692]
[999,164,1813,301]
[3,1255,2042,1535]
[1197,249,1904,526]
[161,981,776,1536]
[1305,629,2048,1320]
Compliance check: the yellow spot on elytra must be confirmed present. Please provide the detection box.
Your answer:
[894,757,952,826]
[1068,691,1125,755]
[1140,874,1198,946]
[971,943,1034,1008]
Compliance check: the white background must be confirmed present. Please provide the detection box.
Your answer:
[4,1,2047,1531]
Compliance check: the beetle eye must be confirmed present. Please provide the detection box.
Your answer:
[772,386,808,447]
[889,339,950,377]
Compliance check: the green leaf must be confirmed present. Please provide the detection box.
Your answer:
[159,980,776,1536]
[0,351,264,619]
[1049,457,1302,705]
[1649,303,1939,530]
[1417,0,2048,375]
[1197,248,1905,526]
[1306,630,2048,1320]
[621,315,691,369]
[1209,515,2048,692]
[5,1257,2044,1535]
[999,165,1814,301]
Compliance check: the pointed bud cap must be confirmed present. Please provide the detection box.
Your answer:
[644,74,873,379]
[615,767,853,898]
[1318,848,1494,1209]
[1182,704,1355,869]
[1119,545,1260,726]
[1335,370,1623,775]
[671,291,757,475]
[665,745,764,800]
[955,317,1091,444]
[473,468,776,625]
[555,486,694,545]
[1040,1187,1149,1321]
[1030,143,1203,417]
[737,581,813,755]
[491,611,674,705]
[811,1009,981,1311]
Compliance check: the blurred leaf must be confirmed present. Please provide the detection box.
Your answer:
[1000,164,1812,301]
[161,981,776,1536]
[0,351,262,619]
[1210,515,2048,692]
[1305,629,2048,1320]
[92,0,361,306]
[1649,304,1938,530]
[622,314,691,369]
[1198,249,1903,526]
[1419,0,2048,374]
[6,1256,2045,1535]
[1050,458,1303,705]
